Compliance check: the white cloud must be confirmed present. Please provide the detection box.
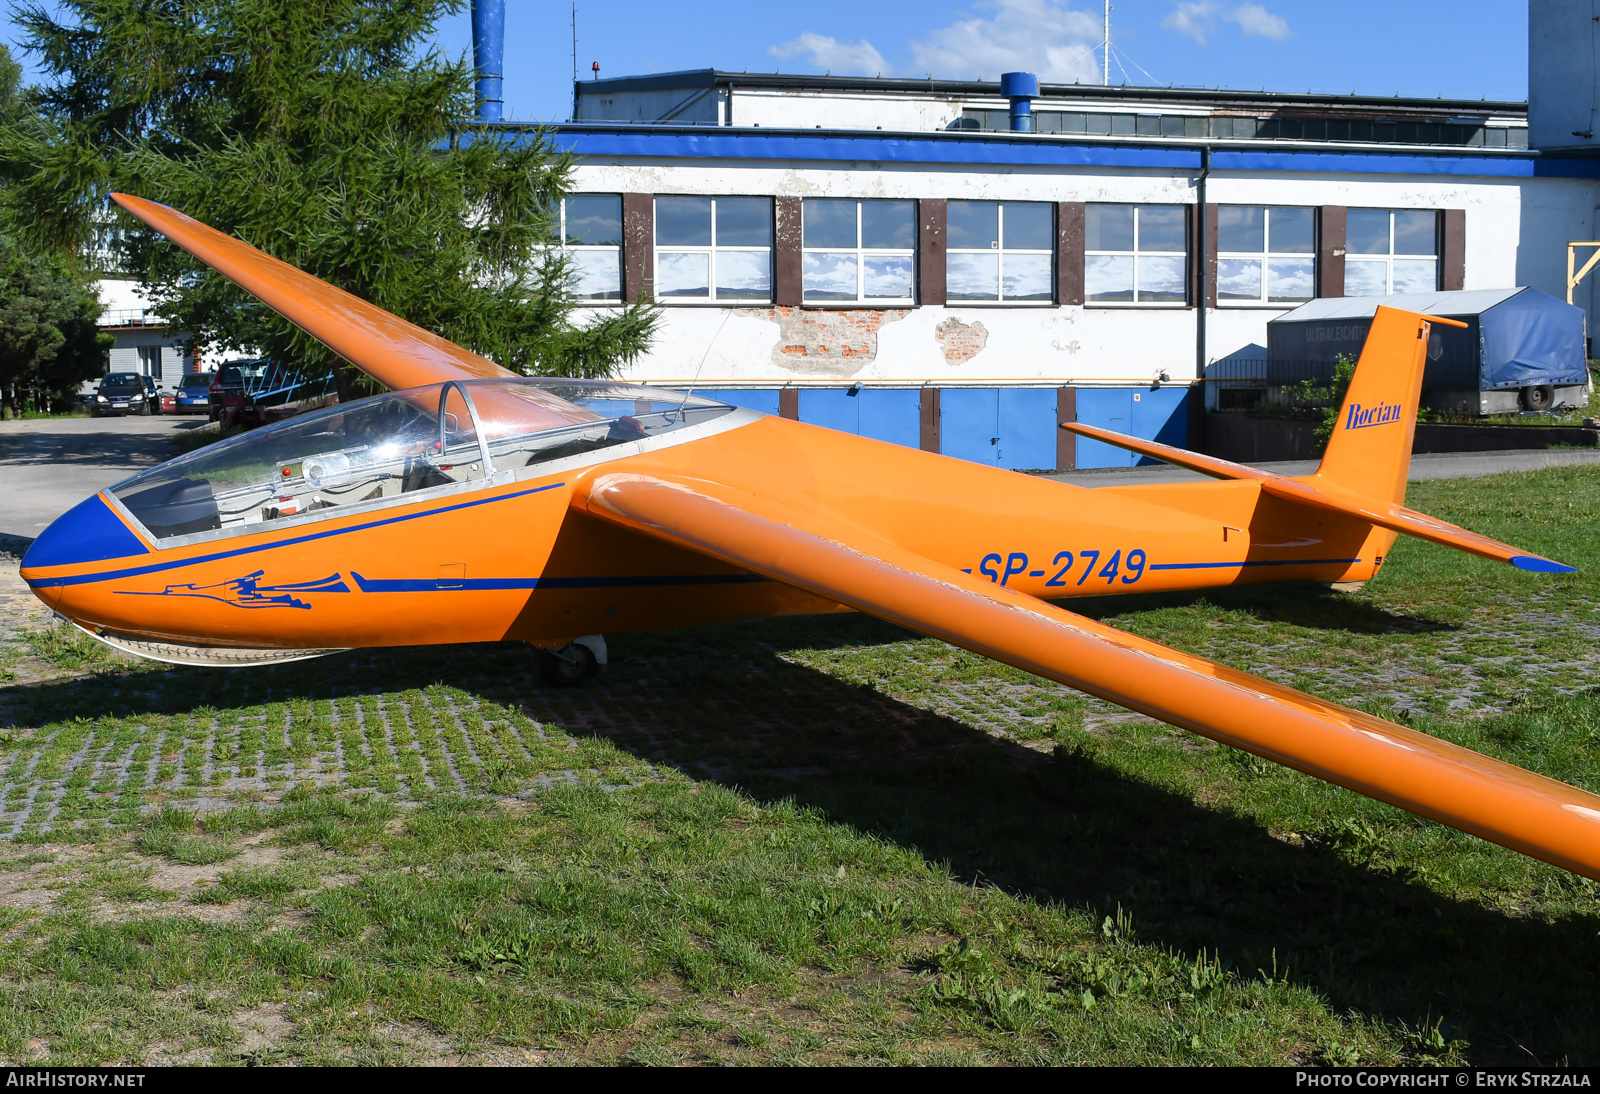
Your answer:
[1163,1,1220,45]
[769,31,889,76]
[908,0,1103,83]
[1162,1,1290,45]
[1226,2,1290,40]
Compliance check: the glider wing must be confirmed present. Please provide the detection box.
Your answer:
[1058,421,1573,572]
[575,471,1600,880]
[110,193,515,391]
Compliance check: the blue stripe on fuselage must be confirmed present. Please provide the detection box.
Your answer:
[349,572,769,592]
[25,482,567,589]
[1148,557,1361,570]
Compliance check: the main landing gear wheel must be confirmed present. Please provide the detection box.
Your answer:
[533,635,607,687]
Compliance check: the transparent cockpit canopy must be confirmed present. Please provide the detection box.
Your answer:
[109,379,736,541]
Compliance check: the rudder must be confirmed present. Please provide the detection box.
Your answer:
[1314,305,1435,504]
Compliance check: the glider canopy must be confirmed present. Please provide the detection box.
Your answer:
[109,380,735,542]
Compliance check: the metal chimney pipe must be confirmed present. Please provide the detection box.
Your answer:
[471,0,505,123]
[1000,72,1038,133]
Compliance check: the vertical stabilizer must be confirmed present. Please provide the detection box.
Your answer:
[1313,306,1432,504]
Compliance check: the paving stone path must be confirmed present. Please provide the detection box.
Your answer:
[4,531,1598,838]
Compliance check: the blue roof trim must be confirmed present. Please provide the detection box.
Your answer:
[1212,149,1600,179]
[553,130,1198,169]
[546,127,1600,179]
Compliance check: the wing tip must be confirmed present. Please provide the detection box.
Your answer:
[109,193,174,217]
[1511,555,1577,573]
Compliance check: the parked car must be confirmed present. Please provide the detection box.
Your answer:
[91,372,161,417]
[208,360,269,422]
[174,371,215,415]
[160,391,177,414]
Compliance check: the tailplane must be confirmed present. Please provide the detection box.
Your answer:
[1056,305,1573,573]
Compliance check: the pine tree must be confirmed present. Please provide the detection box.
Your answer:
[2,0,655,396]
[0,44,110,419]
[0,233,112,418]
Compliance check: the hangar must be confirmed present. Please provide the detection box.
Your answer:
[101,2,1600,471]
[496,42,1599,470]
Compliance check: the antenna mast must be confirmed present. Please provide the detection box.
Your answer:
[1103,0,1111,86]
[571,3,578,84]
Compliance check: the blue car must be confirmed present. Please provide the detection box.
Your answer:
[175,371,216,415]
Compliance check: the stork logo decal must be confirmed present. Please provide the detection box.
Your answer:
[1344,401,1405,430]
[118,571,350,610]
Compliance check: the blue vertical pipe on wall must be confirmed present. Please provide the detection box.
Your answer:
[1000,72,1038,134]
[471,0,506,123]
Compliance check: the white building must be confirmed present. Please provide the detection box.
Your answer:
[94,278,193,390]
[516,65,1599,469]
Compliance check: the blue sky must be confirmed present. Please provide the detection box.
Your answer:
[5,1,1530,121]
[424,0,1531,122]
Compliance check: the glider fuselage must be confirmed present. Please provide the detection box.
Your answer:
[23,412,1392,653]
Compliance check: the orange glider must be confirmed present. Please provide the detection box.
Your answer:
[19,194,1600,881]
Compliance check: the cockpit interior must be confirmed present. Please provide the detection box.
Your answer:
[109,380,737,542]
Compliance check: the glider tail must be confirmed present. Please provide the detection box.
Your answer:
[1313,305,1450,503]
[1058,303,1573,573]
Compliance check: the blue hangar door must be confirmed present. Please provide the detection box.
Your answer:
[1073,387,1189,469]
[693,389,783,416]
[940,388,1057,470]
[797,388,921,447]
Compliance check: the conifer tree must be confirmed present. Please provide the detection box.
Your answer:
[2,0,655,395]
[0,43,109,418]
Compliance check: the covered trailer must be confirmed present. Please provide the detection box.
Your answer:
[1266,288,1591,414]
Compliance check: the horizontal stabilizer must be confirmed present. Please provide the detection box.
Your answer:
[1060,421,1270,481]
[1058,421,1573,573]
[110,193,515,392]
[575,471,1600,879]
[1258,475,1575,572]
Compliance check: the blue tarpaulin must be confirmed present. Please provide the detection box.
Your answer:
[1475,288,1588,388]
[1265,288,1588,392]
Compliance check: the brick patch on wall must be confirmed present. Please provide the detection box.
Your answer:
[741,307,912,377]
[934,317,989,364]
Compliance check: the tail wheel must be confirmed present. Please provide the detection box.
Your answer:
[534,642,600,687]
[1522,385,1554,412]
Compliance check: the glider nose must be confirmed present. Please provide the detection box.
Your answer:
[20,492,151,611]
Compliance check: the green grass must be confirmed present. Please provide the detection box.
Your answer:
[22,623,117,673]
[0,465,1597,1064]
[9,408,90,420]
[169,422,234,456]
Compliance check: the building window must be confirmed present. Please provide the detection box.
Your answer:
[946,201,1054,303]
[801,199,916,304]
[1084,204,1187,305]
[1344,209,1439,296]
[654,196,772,303]
[558,194,623,301]
[1216,206,1315,305]
[137,346,161,376]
